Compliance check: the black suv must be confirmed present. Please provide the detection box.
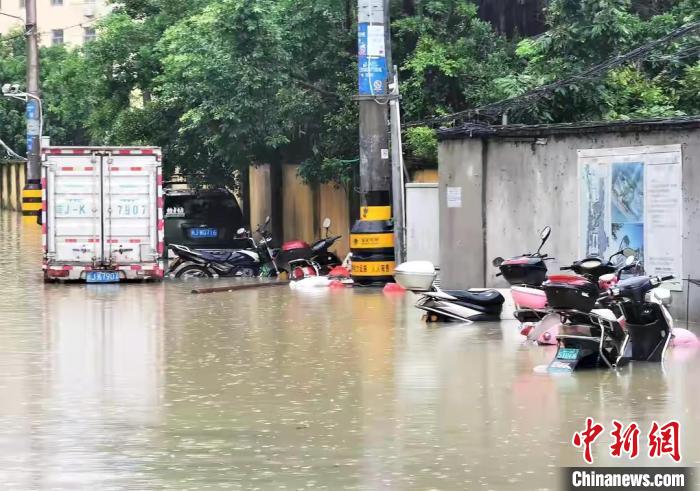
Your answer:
[163,188,248,256]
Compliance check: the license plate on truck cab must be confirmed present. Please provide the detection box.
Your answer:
[86,271,120,283]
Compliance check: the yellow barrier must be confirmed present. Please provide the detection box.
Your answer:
[350,232,394,249]
[360,205,391,221]
[351,261,396,277]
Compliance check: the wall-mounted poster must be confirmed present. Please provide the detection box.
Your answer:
[578,145,683,291]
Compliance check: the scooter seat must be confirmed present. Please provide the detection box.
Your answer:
[444,289,505,306]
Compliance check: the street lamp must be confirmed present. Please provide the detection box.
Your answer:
[2,83,44,144]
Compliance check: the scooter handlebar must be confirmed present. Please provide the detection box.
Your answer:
[661,275,675,282]
[560,266,572,270]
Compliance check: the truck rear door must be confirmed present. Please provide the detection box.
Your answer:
[45,154,103,264]
[102,152,159,265]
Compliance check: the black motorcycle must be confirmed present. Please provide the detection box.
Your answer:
[168,217,280,279]
[548,263,674,372]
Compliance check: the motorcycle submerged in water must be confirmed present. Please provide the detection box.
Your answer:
[167,216,281,278]
[394,261,505,322]
[492,226,555,326]
[275,218,343,279]
[524,248,636,344]
[548,270,676,372]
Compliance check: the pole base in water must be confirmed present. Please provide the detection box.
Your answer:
[22,184,42,224]
[350,206,395,284]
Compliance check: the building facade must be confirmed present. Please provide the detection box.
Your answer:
[0,0,108,46]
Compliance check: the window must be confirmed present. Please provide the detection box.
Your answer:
[19,0,25,8]
[83,27,96,43]
[50,0,63,5]
[51,29,63,46]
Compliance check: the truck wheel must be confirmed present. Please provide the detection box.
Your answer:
[175,265,212,279]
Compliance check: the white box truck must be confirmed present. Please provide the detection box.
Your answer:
[42,146,164,282]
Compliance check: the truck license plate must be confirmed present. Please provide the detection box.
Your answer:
[86,271,120,283]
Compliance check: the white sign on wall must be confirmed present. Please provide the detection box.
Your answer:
[578,145,683,290]
[447,186,462,208]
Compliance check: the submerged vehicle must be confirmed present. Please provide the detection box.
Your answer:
[42,146,164,282]
[524,248,634,345]
[549,271,676,372]
[168,217,279,278]
[275,218,343,279]
[492,226,554,325]
[394,261,505,322]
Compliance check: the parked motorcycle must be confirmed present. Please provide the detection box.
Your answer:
[275,218,343,279]
[394,261,505,322]
[168,217,280,278]
[524,248,635,344]
[548,270,675,372]
[492,226,555,325]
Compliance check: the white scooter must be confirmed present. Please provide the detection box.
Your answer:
[394,261,505,322]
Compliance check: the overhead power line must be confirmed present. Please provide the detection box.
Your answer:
[404,20,700,128]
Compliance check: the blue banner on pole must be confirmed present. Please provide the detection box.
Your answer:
[357,23,387,95]
[27,135,37,153]
[26,99,38,121]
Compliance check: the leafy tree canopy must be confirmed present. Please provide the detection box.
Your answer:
[0,0,698,180]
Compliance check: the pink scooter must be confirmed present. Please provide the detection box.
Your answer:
[493,226,556,337]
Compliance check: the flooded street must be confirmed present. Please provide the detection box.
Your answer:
[0,209,698,490]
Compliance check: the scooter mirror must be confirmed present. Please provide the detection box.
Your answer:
[322,217,331,229]
[265,216,271,225]
[622,247,635,257]
[540,226,551,241]
[236,227,246,235]
[535,226,551,255]
[492,257,504,267]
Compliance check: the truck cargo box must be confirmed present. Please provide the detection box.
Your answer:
[42,146,163,282]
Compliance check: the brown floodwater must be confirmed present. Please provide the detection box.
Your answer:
[0,210,698,490]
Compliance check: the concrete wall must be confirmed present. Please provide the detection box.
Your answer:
[0,161,25,212]
[438,127,700,321]
[438,140,485,288]
[249,165,272,231]
[318,183,351,259]
[248,163,351,259]
[282,164,315,244]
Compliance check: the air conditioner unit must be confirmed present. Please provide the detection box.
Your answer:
[83,5,95,17]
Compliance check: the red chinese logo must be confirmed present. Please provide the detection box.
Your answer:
[610,420,640,459]
[572,419,682,464]
[572,417,605,464]
[648,420,681,463]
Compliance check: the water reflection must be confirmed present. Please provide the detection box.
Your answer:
[0,210,698,489]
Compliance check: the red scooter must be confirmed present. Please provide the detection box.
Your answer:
[275,218,342,279]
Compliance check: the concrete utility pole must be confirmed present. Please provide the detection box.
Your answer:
[389,69,406,264]
[357,0,391,210]
[24,0,42,223]
[350,0,397,283]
